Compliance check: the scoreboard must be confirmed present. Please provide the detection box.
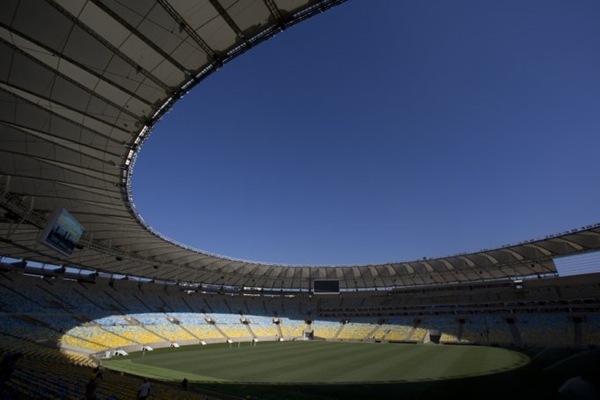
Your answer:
[313,279,340,294]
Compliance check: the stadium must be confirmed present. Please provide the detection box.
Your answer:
[1,0,599,399]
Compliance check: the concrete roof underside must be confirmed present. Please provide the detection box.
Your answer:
[1,0,600,291]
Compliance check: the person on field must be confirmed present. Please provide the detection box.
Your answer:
[84,367,103,400]
[137,379,151,400]
[0,352,22,386]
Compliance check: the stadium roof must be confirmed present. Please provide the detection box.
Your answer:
[1,0,600,291]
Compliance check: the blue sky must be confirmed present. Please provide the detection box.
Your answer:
[132,0,600,266]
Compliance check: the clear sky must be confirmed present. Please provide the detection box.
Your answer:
[131,0,600,266]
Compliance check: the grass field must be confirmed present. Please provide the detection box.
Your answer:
[103,341,530,398]
[102,341,528,384]
[100,342,596,399]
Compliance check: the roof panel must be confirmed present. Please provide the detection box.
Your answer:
[10,1,74,51]
[169,0,218,32]
[149,58,186,87]
[197,15,237,53]
[226,0,272,33]
[103,56,166,104]
[275,0,313,14]
[170,38,211,71]
[0,0,19,25]
[77,2,132,47]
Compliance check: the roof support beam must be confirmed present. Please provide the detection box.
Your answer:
[89,0,191,75]
[157,0,222,64]
[208,0,247,42]
[262,0,285,27]
[0,23,152,108]
[47,0,172,92]
[0,37,140,121]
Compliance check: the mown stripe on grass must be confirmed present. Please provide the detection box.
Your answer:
[101,359,227,382]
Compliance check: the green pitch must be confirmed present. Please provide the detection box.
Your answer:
[102,341,528,384]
